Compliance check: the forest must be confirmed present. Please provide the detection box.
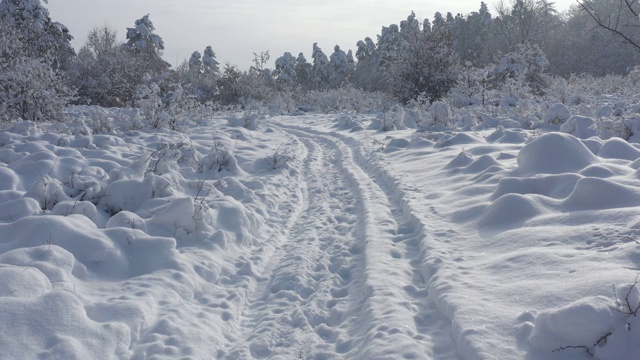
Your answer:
[1,0,640,125]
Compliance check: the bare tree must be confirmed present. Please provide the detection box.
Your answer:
[577,0,640,50]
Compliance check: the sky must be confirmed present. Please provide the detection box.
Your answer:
[46,0,577,70]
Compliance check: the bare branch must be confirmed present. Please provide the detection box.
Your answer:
[577,0,640,50]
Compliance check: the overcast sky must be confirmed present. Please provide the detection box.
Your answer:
[46,0,577,70]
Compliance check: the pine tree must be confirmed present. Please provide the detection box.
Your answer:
[311,43,330,90]
[124,14,170,75]
[354,37,380,90]
[202,45,219,74]
[387,29,459,103]
[0,0,74,70]
[189,51,203,73]
[328,45,351,88]
[0,19,74,121]
[274,52,297,89]
[295,52,314,91]
[185,47,219,103]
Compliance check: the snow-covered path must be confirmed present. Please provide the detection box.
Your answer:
[223,122,458,359]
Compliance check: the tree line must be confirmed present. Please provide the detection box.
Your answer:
[1,0,638,122]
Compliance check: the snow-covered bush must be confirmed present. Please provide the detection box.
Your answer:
[596,117,640,142]
[136,80,166,128]
[146,142,191,175]
[301,85,392,114]
[430,101,451,128]
[490,43,550,98]
[216,64,274,106]
[530,277,640,359]
[559,115,597,139]
[266,145,295,169]
[450,62,491,107]
[543,103,571,126]
[379,105,407,131]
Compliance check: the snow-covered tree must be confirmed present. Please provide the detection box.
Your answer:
[386,28,459,103]
[354,37,379,90]
[125,14,163,53]
[67,24,141,107]
[328,45,352,88]
[124,14,170,75]
[188,51,202,73]
[490,43,550,96]
[0,0,74,70]
[451,2,494,66]
[183,46,219,103]
[377,24,400,68]
[432,12,446,33]
[312,43,330,89]
[400,11,421,40]
[274,51,297,89]
[295,52,314,91]
[423,18,432,34]
[0,19,73,122]
[202,45,219,74]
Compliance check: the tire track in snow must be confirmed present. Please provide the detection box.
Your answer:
[278,123,460,360]
[223,132,369,359]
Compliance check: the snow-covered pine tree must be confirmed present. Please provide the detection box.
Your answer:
[0,0,74,70]
[186,47,219,103]
[354,37,379,90]
[295,52,314,91]
[346,50,355,79]
[0,19,74,122]
[189,51,203,74]
[451,2,494,67]
[328,45,351,88]
[490,42,550,96]
[274,52,297,89]
[432,12,446,33]
[312,43,330,90]
[423,18,432,34]
[202,46,219,74]
[377,24,400,68]
[124,14,170,75]
[386,23,459,103]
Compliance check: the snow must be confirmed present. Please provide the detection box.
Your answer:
[1,109,640,360]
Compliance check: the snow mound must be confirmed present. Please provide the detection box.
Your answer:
[333,115,363,131]
[486,126,527,143]
[562,177,640,211]
[528,296,615,353]
[435,132,482,148]
[559,115,597,139]
[543,103,572,126]
[0,290,131,359]
[462,155,501,174]
[517,132,598,175]
[598,137,640,161]
[479,193,542,230]
[492,174,582,200]
[445,151,475,169]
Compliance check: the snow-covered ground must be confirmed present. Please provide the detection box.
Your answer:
[1,110,639,359]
